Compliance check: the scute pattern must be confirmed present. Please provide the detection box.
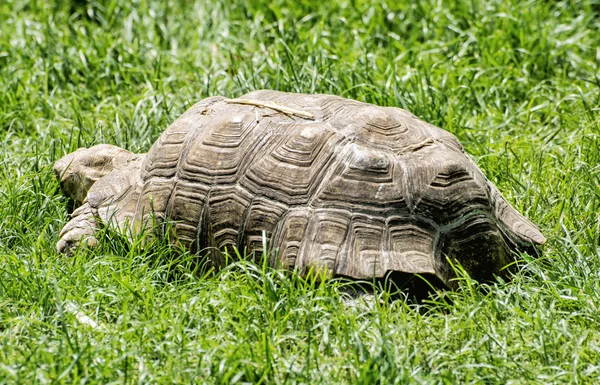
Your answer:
[56,90,546,287]
[242,124,345,204]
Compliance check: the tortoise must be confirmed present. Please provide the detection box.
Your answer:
[54,90,545,288]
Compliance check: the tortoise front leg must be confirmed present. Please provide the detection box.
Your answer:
[56,202,99,256]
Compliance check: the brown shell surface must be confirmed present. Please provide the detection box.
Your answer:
[124,90,545,285]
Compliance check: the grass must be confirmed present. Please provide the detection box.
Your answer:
[1,0,599,383]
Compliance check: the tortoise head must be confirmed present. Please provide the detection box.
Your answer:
[54,144,138,207]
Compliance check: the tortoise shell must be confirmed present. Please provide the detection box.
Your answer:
[56,90,545,287]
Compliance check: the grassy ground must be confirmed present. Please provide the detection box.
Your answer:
[1,0,599,383]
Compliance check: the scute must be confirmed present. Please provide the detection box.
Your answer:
[315,143,404,210]
[241,123,346,205]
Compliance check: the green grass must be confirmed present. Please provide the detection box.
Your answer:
[1,0,599,383]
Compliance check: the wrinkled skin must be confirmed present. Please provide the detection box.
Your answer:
[54,144,144,254]
[54,144,140,206]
